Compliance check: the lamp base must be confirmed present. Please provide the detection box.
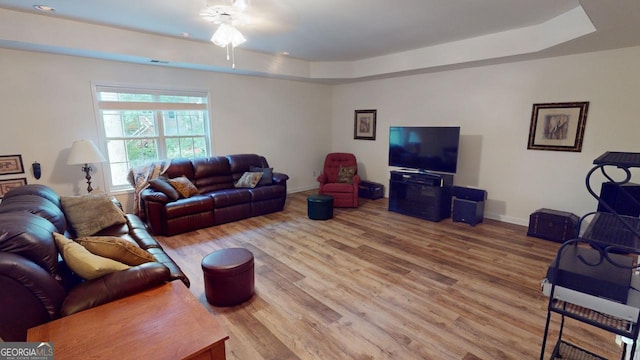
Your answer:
[81,164,94,193]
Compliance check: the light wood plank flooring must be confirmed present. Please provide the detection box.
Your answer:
[156,191,622,359]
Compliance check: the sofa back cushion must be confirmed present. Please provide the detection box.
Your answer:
[191,156,235,193]
[162,158,195,181]
[0,213,59,275]
[1,184,61,207]
[0,195,67,233]
[227,154,270,181]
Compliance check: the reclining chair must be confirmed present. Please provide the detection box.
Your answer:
[317,153,360,208]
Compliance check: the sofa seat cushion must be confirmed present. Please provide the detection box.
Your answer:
[208,189,251,208]
[248,186,286,202]
[165,195,214,219]
[322,183,356,193]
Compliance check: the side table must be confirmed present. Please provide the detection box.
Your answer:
[27,281,228,360]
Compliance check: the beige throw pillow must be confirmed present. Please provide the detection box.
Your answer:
[235,172,263,188]
[61,193,127,238]
[75,236,156,266]
[53,233,130,280]
[168,176,199,198]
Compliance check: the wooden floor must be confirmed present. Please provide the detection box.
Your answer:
[156,191,622,360]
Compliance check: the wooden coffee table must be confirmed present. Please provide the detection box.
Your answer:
[27,281,228,360]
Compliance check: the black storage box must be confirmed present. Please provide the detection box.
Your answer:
[359,181,384,199]
[546,245,632,303]
[527,208,579,243]
[451,186,486,226]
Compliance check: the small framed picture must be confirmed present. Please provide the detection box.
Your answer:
[0,177,27,198]
[0,154,24,175]
[354,109,377,140]
[527,102,589,152]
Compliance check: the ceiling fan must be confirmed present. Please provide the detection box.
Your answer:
[200,1,249,45]
[198,0,295,67]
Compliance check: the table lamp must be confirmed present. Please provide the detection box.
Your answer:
[67,139,106,193]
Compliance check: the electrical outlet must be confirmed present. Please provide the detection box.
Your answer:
[312,170,317,177]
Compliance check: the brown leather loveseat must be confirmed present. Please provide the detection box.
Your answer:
[140,154,289,236]
[0,184,189,341]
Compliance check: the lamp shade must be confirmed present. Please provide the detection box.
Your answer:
[67,140,106,165]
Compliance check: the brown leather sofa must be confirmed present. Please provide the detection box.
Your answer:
[141,154,289,236]
[0,184,189,341]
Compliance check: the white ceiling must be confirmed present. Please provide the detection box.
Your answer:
[0,0,639,81]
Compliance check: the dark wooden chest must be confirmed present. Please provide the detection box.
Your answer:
[358,181,384,200]
[527,208,579,243]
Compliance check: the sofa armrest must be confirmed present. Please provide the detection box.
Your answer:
[316,172,327,184]
[353,174,361,185]
[60,262,170,317]
[140,188,170,204]
[0,253,66,340]
[273,172,289,184]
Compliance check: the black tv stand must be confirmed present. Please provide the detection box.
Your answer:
[388,170,453,222]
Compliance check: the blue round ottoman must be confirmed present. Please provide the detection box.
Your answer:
[307,194,334,220]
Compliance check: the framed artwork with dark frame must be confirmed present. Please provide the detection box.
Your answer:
[0,178,27,199]
[527,101,589,152]
[354,109,377,140]
[0,154,24,175]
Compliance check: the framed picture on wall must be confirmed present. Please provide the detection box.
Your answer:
[0,154,24,175]
[354,109,377,140]
[527,101,589,152]
[0,178,27,198]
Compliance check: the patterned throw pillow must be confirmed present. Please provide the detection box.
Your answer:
[235,172,263,188]
[337,165,356,183]
[168,176,199,198]
[61,192,127,238]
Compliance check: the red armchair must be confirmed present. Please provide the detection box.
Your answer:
[317,153,360,207]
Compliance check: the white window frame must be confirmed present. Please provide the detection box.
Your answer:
[92,84,212,192]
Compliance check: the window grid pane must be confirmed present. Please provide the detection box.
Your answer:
[96,86,210,189]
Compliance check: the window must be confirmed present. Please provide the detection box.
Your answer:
[94,85,211,191]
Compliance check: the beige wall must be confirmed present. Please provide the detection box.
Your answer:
[0,48,331,210]
[331,46,640,224]
[2,45,639,224]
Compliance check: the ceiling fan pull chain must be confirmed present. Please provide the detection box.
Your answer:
[231,45,236,69]
[226,44,230,61]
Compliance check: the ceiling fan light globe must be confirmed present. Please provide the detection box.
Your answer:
[210,23,246,47]
[231,30,246,47]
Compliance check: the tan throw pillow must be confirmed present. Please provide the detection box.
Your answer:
[168,176,199,198]
[53,233,130,280]
[235,171,263,188]
[337,165,356,183]
[61,193,127,238]
[75,236,156,266]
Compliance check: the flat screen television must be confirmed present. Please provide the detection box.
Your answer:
[389,126,460,174]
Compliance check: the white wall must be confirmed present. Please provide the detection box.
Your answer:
[0,48,331,210]
[331,46,640,225]
[2,46,639,225]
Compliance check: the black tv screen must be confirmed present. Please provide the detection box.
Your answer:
[389,126,460,173]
